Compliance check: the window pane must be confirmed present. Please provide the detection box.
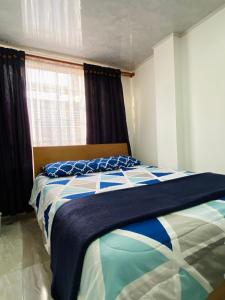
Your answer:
[26,59,86,146]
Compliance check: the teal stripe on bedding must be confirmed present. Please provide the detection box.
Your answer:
[100,232,168,300]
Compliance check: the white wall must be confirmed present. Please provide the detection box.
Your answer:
[181,7,225,173]
[132,6,225,174]
[132,57,157,165]
[154,35,179,169]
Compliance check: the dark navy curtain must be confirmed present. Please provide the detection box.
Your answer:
[84,63,131,153]
[0,47,33,215]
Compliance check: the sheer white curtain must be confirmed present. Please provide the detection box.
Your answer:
[26,58,86,146]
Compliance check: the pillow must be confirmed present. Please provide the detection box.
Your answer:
[44,155,140,178]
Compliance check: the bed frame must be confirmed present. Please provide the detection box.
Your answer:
[32,143,128,177]
[32,142,225,299]
[208,281,225,300]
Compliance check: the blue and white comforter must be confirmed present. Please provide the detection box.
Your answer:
[30,165,225,300]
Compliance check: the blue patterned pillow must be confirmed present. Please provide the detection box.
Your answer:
[44,155,141,178]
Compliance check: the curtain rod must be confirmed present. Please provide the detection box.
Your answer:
[26,54,135,78]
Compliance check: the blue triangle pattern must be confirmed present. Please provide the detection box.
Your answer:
[121,167,137,171]
[76,174,95,178]
[47,179,70,185]
[138,179,160,185]
[121,218,172,250]
[100,182,123,189]
[63,191,95,200]
[152,172,173,177]
[44,203,52,237]
[105,172,124,177]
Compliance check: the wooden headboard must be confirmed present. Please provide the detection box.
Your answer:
[33,143,128,176]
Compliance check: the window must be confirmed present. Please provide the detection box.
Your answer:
[26,58,86,146]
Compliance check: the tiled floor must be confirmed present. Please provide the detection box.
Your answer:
[0,213,52,300]
[1,213,225,300]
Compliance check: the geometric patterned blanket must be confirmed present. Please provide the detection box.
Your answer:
[30,165,225,300]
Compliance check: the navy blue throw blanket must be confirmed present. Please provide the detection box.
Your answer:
[50,172,225,300]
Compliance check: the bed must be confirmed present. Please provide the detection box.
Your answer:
[30,144,225,300]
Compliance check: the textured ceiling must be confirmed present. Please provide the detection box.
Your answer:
[0,0,225,70]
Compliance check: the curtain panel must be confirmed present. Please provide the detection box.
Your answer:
[0,47,33,215]
[84,63,131,153]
